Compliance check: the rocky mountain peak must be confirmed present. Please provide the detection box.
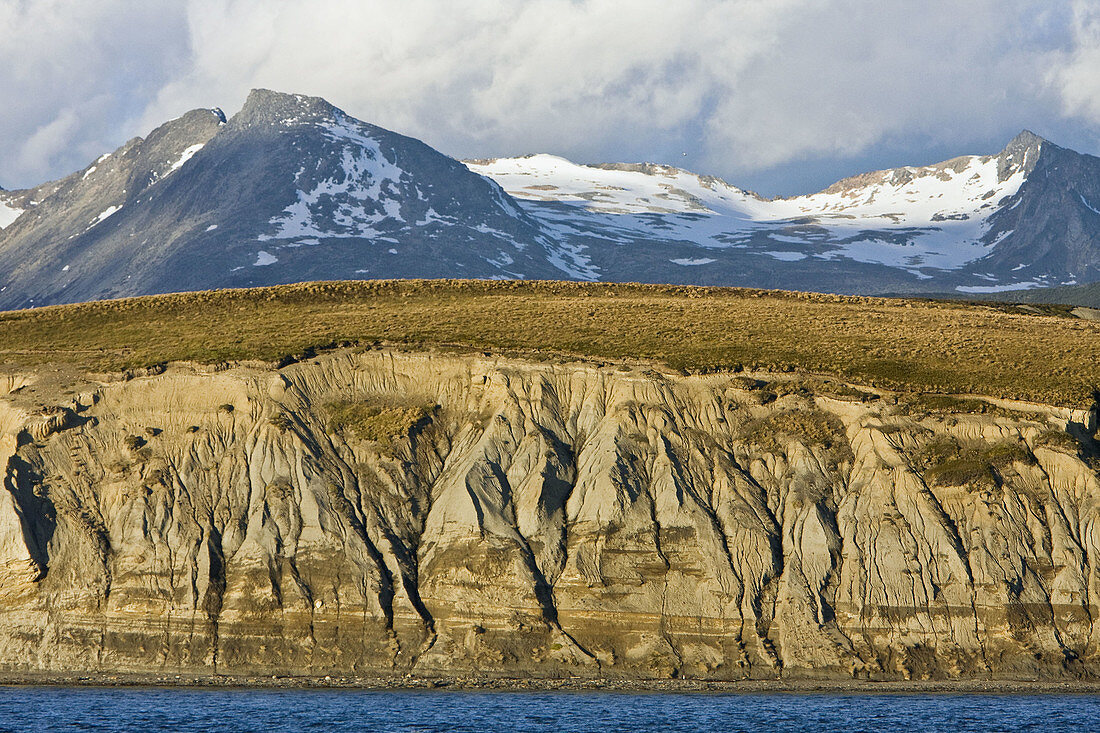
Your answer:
[232,88,339,128]
[1003,129,1046,154]
[996,129,1046,182]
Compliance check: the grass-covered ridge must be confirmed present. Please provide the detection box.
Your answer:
[0,279,1097,406]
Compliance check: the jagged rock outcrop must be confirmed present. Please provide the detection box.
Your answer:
[0,349,1097,680]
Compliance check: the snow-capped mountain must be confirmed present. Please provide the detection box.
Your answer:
[468,129,1100,294]
[0,89,1098,309]
[0,90,588,309]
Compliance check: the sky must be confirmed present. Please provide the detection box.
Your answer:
[2,0,1100,196]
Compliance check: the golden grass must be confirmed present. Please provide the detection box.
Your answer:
[0,279,1096,406]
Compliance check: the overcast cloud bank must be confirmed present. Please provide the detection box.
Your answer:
[2,0,1100,194]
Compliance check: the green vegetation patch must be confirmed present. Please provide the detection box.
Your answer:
[1035,428,1081,453]
[729,376,876,405]
[929,458,995,488]
[901,394,990,415]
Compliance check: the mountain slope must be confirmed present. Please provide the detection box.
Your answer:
[973,134,1100,287]
[0,90,591,309]
[468,130,1099,294]
[0,108,226,307]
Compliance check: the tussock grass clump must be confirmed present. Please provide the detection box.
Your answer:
[901,394,991,416]
[731,375,877,404]
[268,413,294,432]
[815,381,879,403]
[0,279,1097,406]
[729,376,765,391]
[929,458,995,488]
[899,393,1048,421]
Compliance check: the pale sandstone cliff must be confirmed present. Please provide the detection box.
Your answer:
[0,349,1097,681]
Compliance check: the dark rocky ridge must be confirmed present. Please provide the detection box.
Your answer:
[1,90,1099,306]
[976,137,1100,284]
[0,91,578,310]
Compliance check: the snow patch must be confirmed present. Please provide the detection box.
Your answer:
[956,281,1042,293]
[205,224,218,231]
[0,200,23,229]
[763,251,808,262]
[543,236,598,280]
[670,257,716,265]
[89,205,121,227]
[267,111,411,240]
[1081,194,1100,216]
[169,143,205,173]
[486,251,515,268]
[253,250,278,266]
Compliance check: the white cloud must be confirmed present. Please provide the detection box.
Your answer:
[701,0,1073,171]
[0,0,1097,192]
[136,0,811,167]
[1053,0,1100,123]
[0,0,188,186]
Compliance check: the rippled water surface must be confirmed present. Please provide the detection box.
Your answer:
[1,687,1098,732]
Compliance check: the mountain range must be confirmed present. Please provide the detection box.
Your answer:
[1,89,1099,309]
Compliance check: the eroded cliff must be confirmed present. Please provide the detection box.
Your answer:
[0,349,1098,681]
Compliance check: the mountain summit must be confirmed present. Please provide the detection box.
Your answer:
[0,91,1098,308]
[0,90,590,309]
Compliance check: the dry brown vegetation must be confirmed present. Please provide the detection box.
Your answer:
[324,398,434,448]
[908,433,1040,489]
[0,279,1097,405]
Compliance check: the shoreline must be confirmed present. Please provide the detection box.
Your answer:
[3,673,1100,694]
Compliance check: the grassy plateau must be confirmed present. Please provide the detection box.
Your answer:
[0,279,1096,407]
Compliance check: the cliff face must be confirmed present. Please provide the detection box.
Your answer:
[0,349,1097,681]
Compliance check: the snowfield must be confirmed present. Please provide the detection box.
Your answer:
[467,148,1035,279]
[267,112,411,240]
[169,143,205,173]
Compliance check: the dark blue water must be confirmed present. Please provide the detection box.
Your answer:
[0,688,1097,732]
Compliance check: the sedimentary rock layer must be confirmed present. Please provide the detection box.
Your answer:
[0,350,1097,680]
